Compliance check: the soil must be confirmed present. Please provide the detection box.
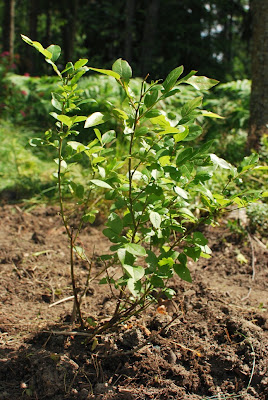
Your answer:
[0,204,267,400]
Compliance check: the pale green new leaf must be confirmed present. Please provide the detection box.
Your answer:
[21,35,52,59]
[45,58,62,78]
[89,67,120,80]
[124,243,146,257]
[185,75,219,90]
[124,265,144,281]
[90,179,113,189]
[201,110,224,119]
[46,45,61,62]
[84,112,108,128]
[210,154,232,169]
[57,115,73,127]
[67,141,87,152]
[174,186,188,199]
[112,58,132,81]
[149,211,161,229]
[74,59,88,70]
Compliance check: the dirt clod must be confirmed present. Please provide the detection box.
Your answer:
[0,205,267,399]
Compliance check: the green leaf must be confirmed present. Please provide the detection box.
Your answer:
[74,59,88,70]
[181,96,203,118]
[150,114,171,128]
[144,90,158,108]
[61,62,74,74]
[45,58,62,78]
[57,115,73,127]
[67,141,86,152]
[102,130,116,144]
[76,184,84,199]
[117,248,135,265]
[124,265,144,281]
[201,110,224,119]
[73,116,87,123]
[163,66,184,92]
[145,109,162,118]
[240,154,259,172]
[149,211,161,229]
[183,125,203,141]
[193,232,208,246]
[174,186,188,199]
[89,67,120,80]
[71,68,88,85]
[94,128,102,143]
[73,245,87,260]
[136,126,149,137]
[185,75,219,90]
[173,127,189,142]
[150,275,165,288]
[112,58,132,81]
[90,179,113,189]
[46,45,61,62]
[210,154,232,170]
[177,208,196,221]
[112,108,128,121]
[176,148,193,166]
[51,92,62,111]
[21,35,52,59]
[184,247,201,261]
[92,156,105,165]
[107,212,123,234]
[177,70,197,84]
[124,243,146,257]
[84,112,109,128]
[174,264,192,283]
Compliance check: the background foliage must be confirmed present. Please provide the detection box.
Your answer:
[1,0,251,81]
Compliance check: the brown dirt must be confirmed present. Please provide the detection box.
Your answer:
[0,204,267,400]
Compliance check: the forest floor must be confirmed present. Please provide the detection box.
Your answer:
[0,204,267,400]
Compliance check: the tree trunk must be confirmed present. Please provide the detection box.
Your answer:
[44,0,52,47]
[140,0,160,77]
[62,0,79,65]
[28,0,39,73]
[2,0,15,63]
[248,0,268,151]
[124,0,135,63]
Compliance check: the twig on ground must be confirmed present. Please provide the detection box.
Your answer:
[241,231,256,301]
[49,295,74,308]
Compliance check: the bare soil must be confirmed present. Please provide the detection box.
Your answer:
[0,204,267,400]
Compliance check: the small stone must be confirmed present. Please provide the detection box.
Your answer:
[94,383,112,394]
[80,388,89,398]
[166,349,177,364]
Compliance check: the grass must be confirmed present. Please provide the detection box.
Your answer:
[0,119,56,202]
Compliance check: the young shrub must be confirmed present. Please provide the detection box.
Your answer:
[22,35,262,334]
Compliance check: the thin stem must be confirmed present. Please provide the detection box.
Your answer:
[128,79,146,239]
[70,232,84,327]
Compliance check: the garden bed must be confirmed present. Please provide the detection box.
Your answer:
[0,204,267,400]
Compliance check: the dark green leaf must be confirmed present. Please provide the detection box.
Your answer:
[150,275,165,288]
[144,90,158,108]
[174,264,192,282]
[181,97,203,118]
[163,66,184,92]
[184,246,201,261]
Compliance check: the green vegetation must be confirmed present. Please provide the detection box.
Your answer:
[9,35,264,334]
